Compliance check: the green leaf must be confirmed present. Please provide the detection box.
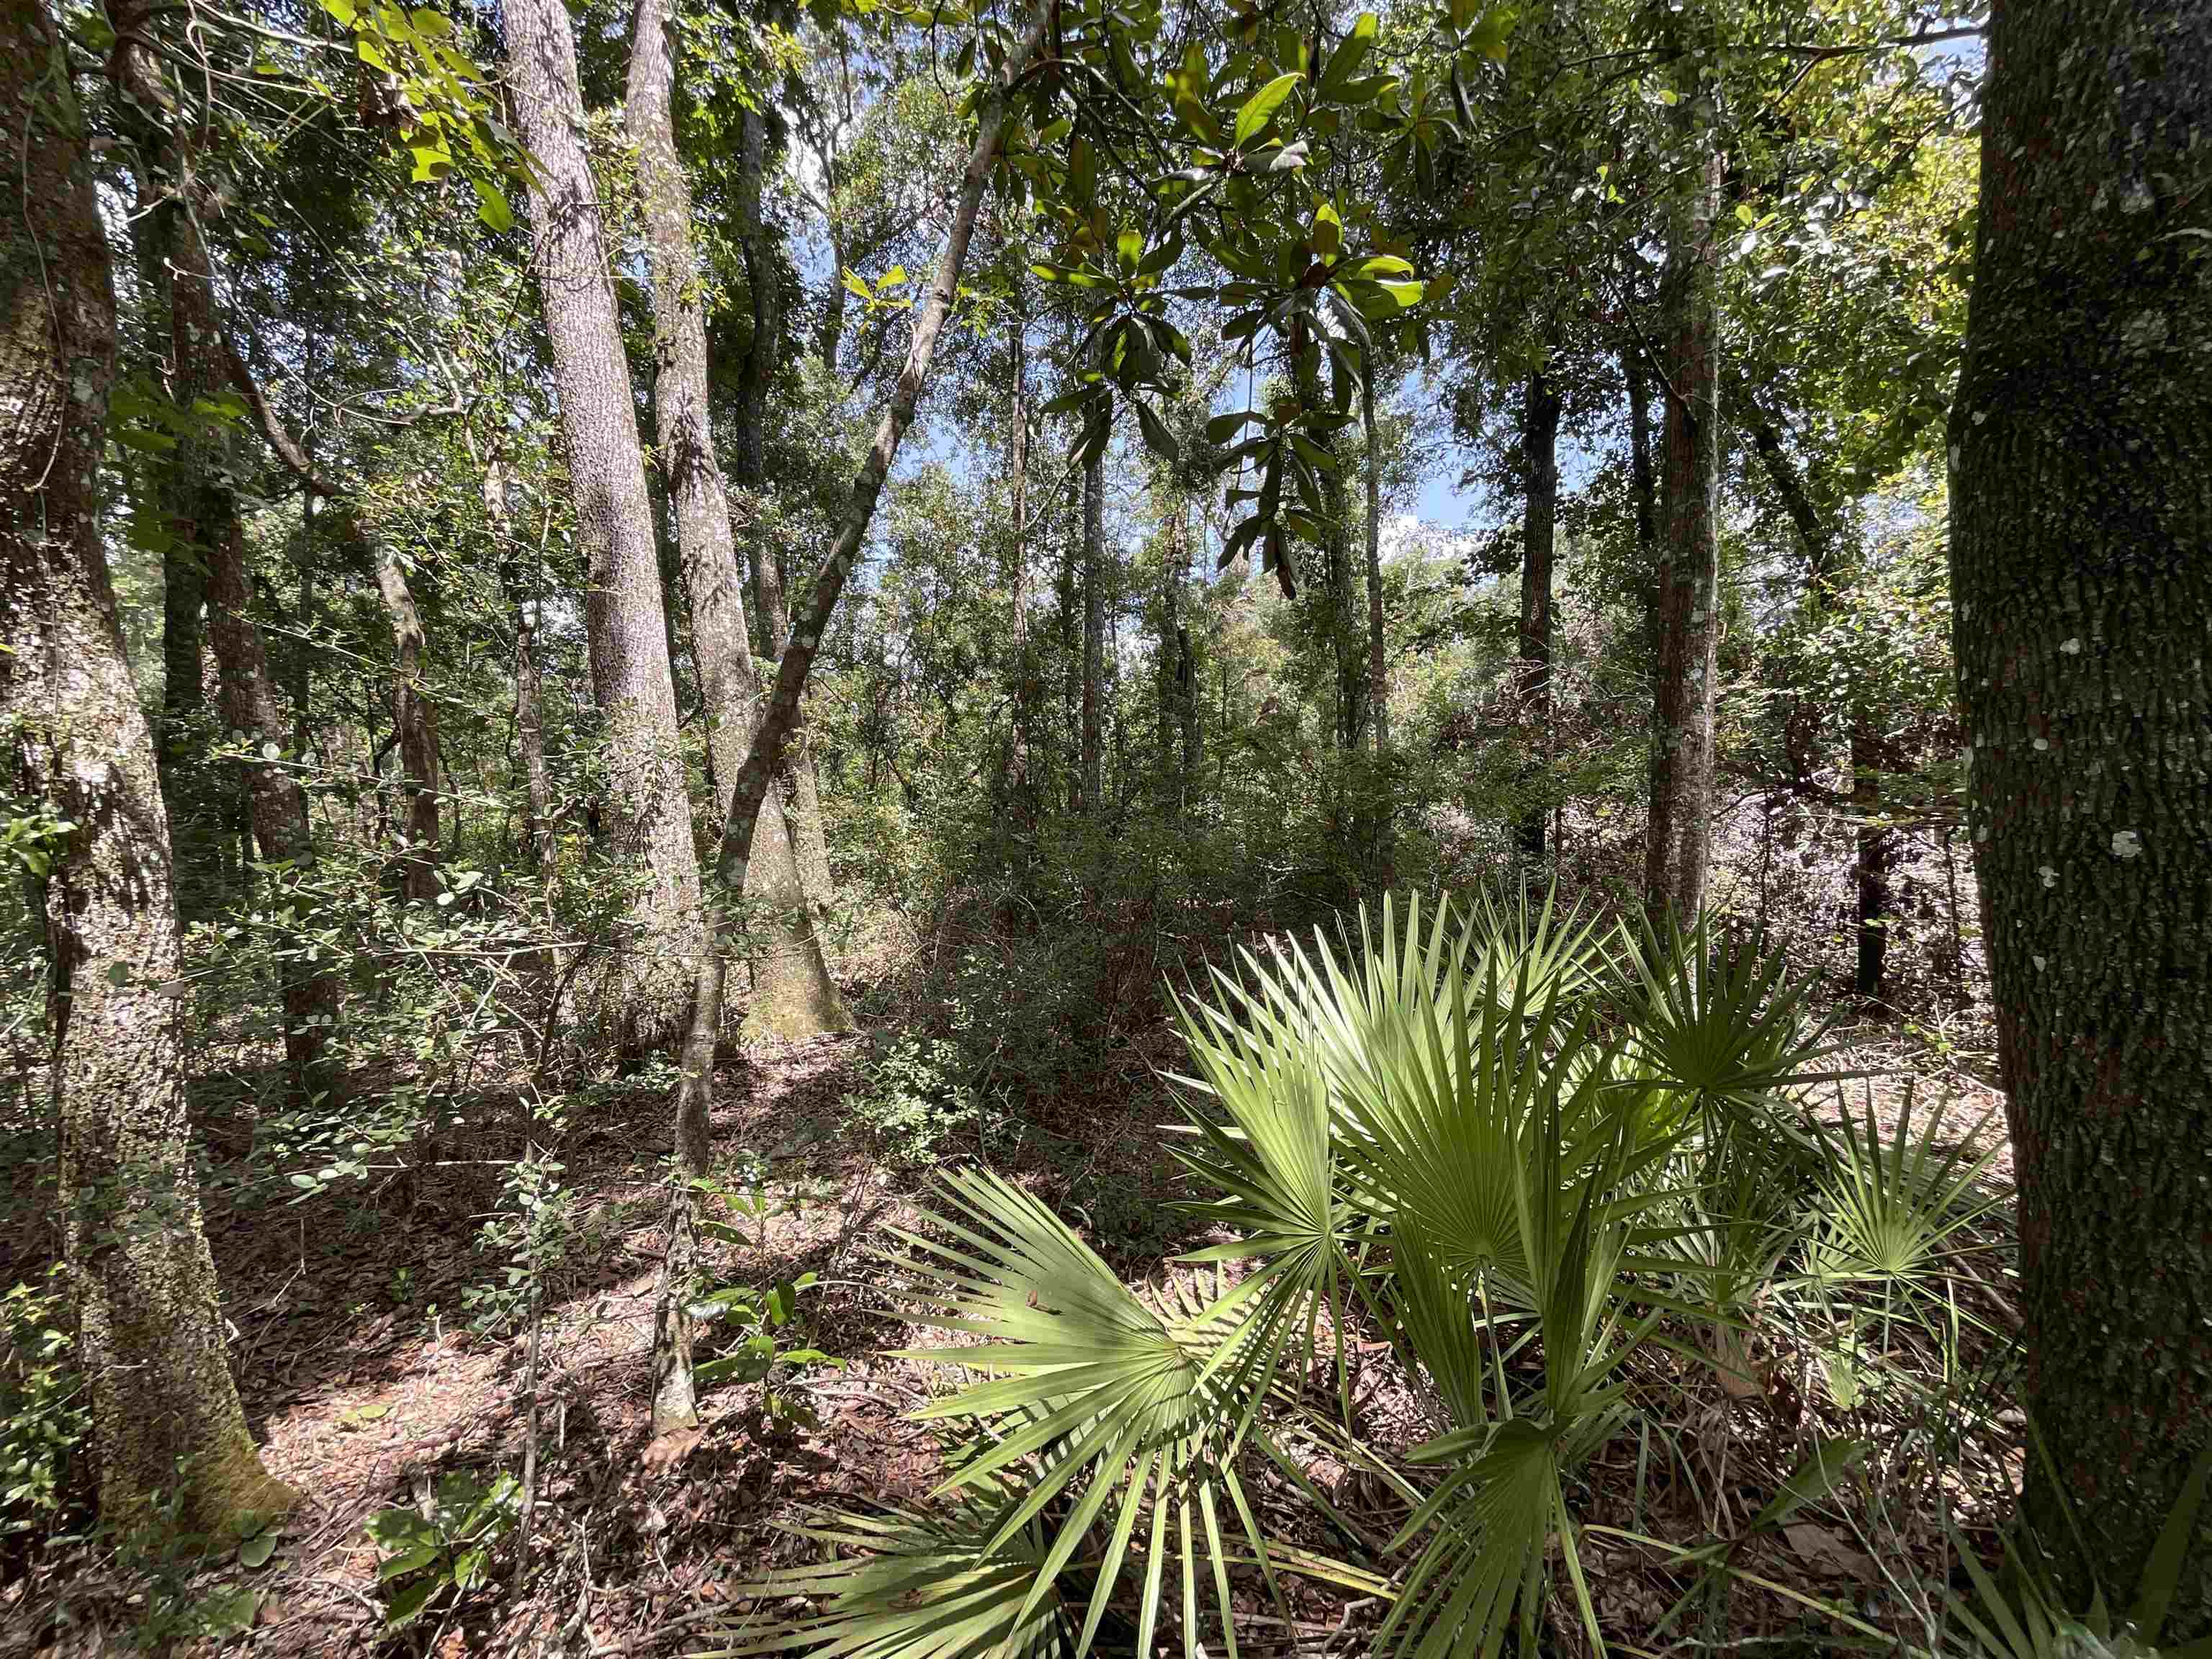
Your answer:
[1318,14,1378,98]
[383,1576,440,1629]
[239,1531,279,1569]
[1135,399,1178,464]
[1234,73,1303,148]
[472,178,513,233]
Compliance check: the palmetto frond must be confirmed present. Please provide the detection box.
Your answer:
[1808,1082,2004,1294]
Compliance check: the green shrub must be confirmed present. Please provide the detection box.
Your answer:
[1,1272,89,1543]
[839,1035,979,1169]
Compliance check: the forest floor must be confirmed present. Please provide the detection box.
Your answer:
[5,1003,2018,1658]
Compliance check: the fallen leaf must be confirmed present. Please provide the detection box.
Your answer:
[1784,1521,1877,1581]
[641,1426,706,1474]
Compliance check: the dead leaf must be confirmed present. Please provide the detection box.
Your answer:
[642,1426,706,1474]
[1784,1521,1877,1581]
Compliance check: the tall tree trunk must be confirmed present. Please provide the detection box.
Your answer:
[1004,313,1032,801]
[483,446,555,883]
[1643,42,1723,925]
[1363,372,1390,755]
[374,549,442,904]
[1626,343,1658,570]
[1,1,296,1533]
[1079,449,1105,814]
[1518,367,1561,864]
[629,0,846,1058]
[728,94,840,921]
[507,0,703,1051]
[670,1,1047,1157]
[127,199,221,922]
[1847,717,1890,999]
[1950,0,2212,1623]
[106,2,348,1104]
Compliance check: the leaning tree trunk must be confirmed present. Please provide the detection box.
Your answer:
[1,0,297,1534]
[629,0,847,1061]
[507,0,703,1053]
[671,1,1047,1140]
[1643,38,1723,925]
[1517,367,1561,864]
[1950,0,2212,1625]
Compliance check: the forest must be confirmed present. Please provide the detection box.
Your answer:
[1,0,2207,1650]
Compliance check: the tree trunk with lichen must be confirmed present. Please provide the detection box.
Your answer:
[1950,0,2212,1625]
[1644,44,1722,925]
[507,0,703,1053]
[1079,451,1105,814]
[629,0,846,1058]
[1,0,297,1535]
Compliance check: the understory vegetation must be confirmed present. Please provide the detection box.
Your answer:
[4,0,2208,1651]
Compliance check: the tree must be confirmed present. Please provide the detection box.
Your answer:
[1949,0,2212,1623]
[107,0,349,1106]
[1516,366,1561,863]
[1643,12,1724,923]
[505,0,703,1052]
[1,0,295,1533]
[1079,449,1105,814]
[627,0,848,1048]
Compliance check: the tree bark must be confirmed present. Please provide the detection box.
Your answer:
[105,0,349,1105]
[1643,42,1723,925]
[507,0,703,1053]
[1,0,297,1534]
[373,549,442,904]
[727,93,840,921]
[1079,448,1105,814]
[1518,367,1561,864]
[628,0,846,1053]
[1950,0,2212,1623]
[669,2,1047,1148]
[1005,313,1033,801]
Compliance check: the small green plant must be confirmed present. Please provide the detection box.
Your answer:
[687,1270,842,1427]
[2,1272,89,1541]
[838,1035,978,1169]
[365,1468,521,1629]
[460,1146,575,1336]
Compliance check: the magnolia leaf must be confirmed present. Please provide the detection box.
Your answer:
[1234,73,1303,148]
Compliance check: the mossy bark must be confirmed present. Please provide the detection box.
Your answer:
[1,0,295,1535]
[1951,0,2212,1626]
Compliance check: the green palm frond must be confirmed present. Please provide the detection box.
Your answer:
[1807,1082,2005,1295]
[712,1499,1074,1659]
[1616,908,1841,1115]
[876,1169,1295,1659]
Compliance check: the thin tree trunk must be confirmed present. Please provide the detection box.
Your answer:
[1363,372,1390,755]
[1950,0,2212,1622]
[727,96,840,920]
[629,0,846,1067]
[374,549,442,904]
[1518,367,1561,865]
[508,0,703,1053]
[484,447,554,882]
[1080,449,1105,814]
[1643,45,1723,925]
[1741,392,1895,999]
[669,2,1047,1151]
[1005,313,1033,801]
[2,1,296,1533]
